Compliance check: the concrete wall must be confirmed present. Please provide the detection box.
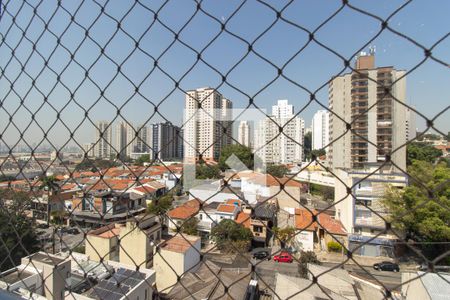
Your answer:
[294,230,314,251]
[85,234,118,262]
[153,238,201,293]
[401,273,430,300]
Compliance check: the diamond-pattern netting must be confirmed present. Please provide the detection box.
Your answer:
[0,0,449,299]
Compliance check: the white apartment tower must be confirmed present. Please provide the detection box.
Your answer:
[184,87,232,162]
[94,121,112,159]
[328,51,407,171]
[255,100,304,164]
[238,121,250,148]
[312,110,330,151]
[406,107,416,141]
[115,121,128,158]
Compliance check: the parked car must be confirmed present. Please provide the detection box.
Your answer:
[373,261,399,272]
[67,228,80,235]
[273,252,293,263]
[36,223,49,229]
[253,250,270,260]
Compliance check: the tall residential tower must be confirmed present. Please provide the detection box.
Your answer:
[184,87,233,162]
[328,51,407,171]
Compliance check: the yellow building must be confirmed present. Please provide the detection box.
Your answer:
[153,235,201,293]
[85,223,121,262]
[119,214,162,268]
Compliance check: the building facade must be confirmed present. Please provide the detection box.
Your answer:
[184,87,232,162]
[334,165,407,257]
[238,120,250,148]
[152,121,183,160]
[311,110,330,151]
[255,100,304,164]
[94,121,112,159]
[328,51,407,171]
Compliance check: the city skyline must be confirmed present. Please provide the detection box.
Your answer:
[0,1,448,148]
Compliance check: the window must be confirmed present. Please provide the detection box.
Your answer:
[253,226,263,233]
[199,214,203,220]
[145,290,148,300]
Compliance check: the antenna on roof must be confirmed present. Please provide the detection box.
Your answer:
[369,45,376,55]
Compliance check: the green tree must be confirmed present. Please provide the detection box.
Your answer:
[310,183,334,201]
[196,164,221,179]
[76,158,119,171]
[272,226,296,247]
[0,190,39,271]
[178,217,199,236]
[267,164,289,178]
[311,149,326,159]
[210,219,253,253]
[135,154,151,166]
[298,251,321,278]
[147,193,174,224]
[303,132,312,161]
[218,144,254,171]
[407,142,442,165]
[39,175,60,226]
[383,160,450,263]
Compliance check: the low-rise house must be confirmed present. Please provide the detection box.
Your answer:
[167,199,200,232]
[119,214,162,268]
[85,223,121,262]
[153,235,201,294]
[0,252,156,300]
[293,208,347,252]
[71,191,146,227]
[196,199,242,240]
[247,202,277,248]
[85,215,161,269]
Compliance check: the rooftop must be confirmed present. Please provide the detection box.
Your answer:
[159,235,200,254]
[29,252,65,266]
[0,269,35,285]
[167,199,200,220]
[88,224,121,239]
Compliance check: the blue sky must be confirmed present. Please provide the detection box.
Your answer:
[0,0,449,148]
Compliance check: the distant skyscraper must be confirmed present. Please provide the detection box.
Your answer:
[255,100,304,164]
[238,121,250,148]
[272,99,294,118]
[328,51,407,170]
[152,122,183,160]
[94,121,113,159]
[83,143,95,157]
[406,107,416,141]
[184,87,233,162]
[115,121,128,158]
[312,110,330,151]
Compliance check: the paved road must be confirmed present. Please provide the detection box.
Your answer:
[322,262,402,290]
[38,227,86,253]
[251,258,402,291]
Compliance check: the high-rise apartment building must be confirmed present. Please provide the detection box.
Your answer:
[255,100,304,164]
[405,107,416,141]
[328,51,407,171]
[94,121,113,159]
[152,122,183,160]
[83,143,95,157]
[184,87,232,162]
[115,121,128,158]
[238,121,250,148]
[311,110,330,151]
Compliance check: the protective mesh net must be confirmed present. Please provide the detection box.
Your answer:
[0,0,449,299]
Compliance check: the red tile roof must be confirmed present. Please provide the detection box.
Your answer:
[217,204,237,213]
[318,213,347,236]
[236,212,251,228]
[167,199,200,220]
[294,208,317,231]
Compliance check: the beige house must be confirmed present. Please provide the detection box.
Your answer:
[119,214,162,268]
[153,235,201,294]
[85,214,161,268]
[85,223,121,262]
